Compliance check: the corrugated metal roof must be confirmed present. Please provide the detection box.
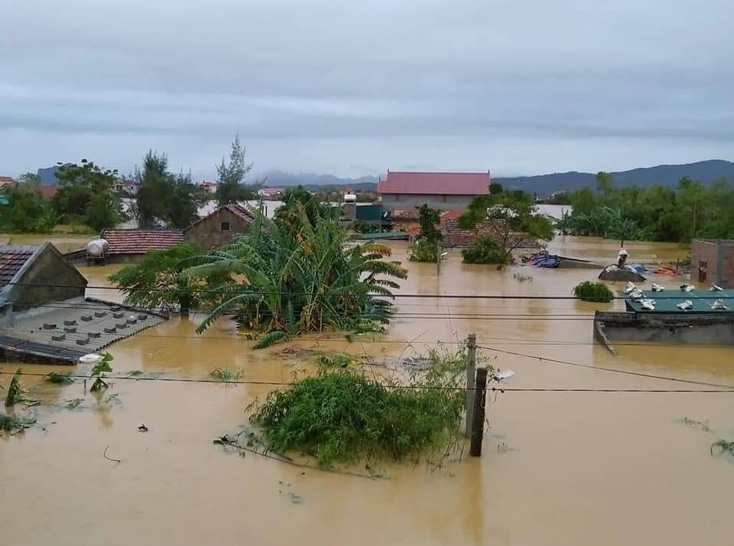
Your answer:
[624,289,734,313]
[377,171,491,196]
[101,229,183,255]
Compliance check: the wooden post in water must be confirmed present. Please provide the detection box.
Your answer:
[470,367,488,457]
[465,333,477,437]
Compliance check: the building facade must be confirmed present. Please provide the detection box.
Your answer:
[691,239,734,288]
[377,171,491,211]
[184,203,253,249]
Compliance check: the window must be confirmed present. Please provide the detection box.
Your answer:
[220,222,230,231]
[442,195,447,203]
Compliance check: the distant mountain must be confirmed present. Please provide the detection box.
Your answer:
[260,160,734,196]
[260,170,379,191]
[495,159,734,195]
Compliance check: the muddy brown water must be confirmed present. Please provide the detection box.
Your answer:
[1,238,733,546]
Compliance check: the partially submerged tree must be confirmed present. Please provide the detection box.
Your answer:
[135,151,204,229]
[215,135,259,205]
[53,159,122,231]
[109,242,228,314]
[0,186,55,233]
[190,205,407,348]
[458,191,554,267]
[409,205,442,262]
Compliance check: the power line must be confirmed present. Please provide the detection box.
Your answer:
[478,345,734,389]
[5,280,731,301]
[2,370,733,394]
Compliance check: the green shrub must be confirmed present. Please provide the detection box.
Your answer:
[573,281,614,302]
[461,235,505,264]
[409,237,438,262]
[248,349,473,468]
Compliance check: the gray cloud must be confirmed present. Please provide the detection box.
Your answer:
[1,0,733,179]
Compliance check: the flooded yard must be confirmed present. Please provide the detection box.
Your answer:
[1,238,733,546]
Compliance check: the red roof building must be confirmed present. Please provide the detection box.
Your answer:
[378,170,491,211]
[100,229,184,257]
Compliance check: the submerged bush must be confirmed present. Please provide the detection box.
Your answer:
[461,235,505,264]
[249,348,473,468]
[573,281,614,302]
[409,236,438,262]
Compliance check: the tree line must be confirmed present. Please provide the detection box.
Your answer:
[558,172,734,243]
[0,136,260,233]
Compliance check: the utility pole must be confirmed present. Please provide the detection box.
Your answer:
[470,367,488,457]
[465,333,477,437]
[436,239,441,275]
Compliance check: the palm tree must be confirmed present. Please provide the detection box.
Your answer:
[188,205,407,348]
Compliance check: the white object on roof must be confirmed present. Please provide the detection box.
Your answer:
[492,370,515,381]
[680,284,695,292]
[651,283,665,292]
[624,282,636,294]
[630,289,644,300]
[676,300,693,311]
[618,248,628,257]
[86,239,109,258]
[710,284,723,292]
[711,299,729,311]
[79,353,102,363]
[640,298,656,310]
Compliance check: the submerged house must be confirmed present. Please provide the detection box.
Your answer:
[184,203,253,249]
[97,229,184,263]
[378,171,491,211]
[691,239,734,288]
[594,288,734,353]
[0,243,165,364]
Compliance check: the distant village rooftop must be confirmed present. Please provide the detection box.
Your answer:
[377,171,491,195]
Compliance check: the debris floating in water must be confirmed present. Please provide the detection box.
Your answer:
[492,370,515,382]
[79,354,102,364]
[711,299,729,311]
[676,300,693,311]
[651,283,665,292]
[138,424,149,432]
[680,284,695,292]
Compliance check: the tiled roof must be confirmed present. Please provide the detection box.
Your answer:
[0,176,15,185]
[224,203,254,223]
[101,229,184,255]
[378,171,491,196]
[184,203,254,231]
[0,246,37,288]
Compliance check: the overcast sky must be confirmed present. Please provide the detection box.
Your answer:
[2,0,733,180]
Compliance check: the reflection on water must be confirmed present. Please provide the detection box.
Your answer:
[1,237,733,546]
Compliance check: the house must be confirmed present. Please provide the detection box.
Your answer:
[377,171,491,211]
[691,239,734,288]
[0,243,166,363]
[184,203,254,249]
[200,181,217,195]
[98,229,184,263]
[0,176,15,187]
[258,187,285,200]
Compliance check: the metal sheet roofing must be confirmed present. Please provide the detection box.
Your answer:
[624,289,734,313]
[101,229,184,255]
[377,171,491,196]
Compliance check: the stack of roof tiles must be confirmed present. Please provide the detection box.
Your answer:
[101,229,184,255]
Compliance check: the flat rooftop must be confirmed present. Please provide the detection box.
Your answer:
[624,289,734,314]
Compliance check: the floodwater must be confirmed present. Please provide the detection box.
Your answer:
[1,238,733,546]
